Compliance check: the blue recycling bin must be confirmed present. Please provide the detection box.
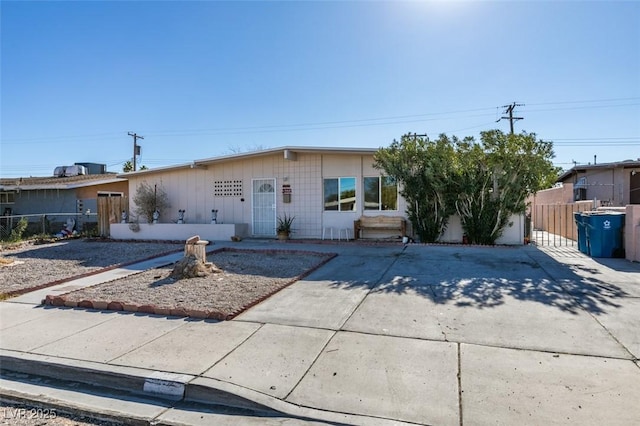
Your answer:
[574,212,589,254]
[585,212,625,258]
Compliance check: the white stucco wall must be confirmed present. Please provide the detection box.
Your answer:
[110,223,248,241]
[438,214,524,245]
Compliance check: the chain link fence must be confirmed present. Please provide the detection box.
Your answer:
[0,213,98,240]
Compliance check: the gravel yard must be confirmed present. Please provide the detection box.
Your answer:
[0,239,182,297]
[1,238,335,320]
[50,249,335,319]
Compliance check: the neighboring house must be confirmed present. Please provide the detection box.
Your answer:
[0,169,128,234]
[528,159,640,262]
[112,146,524,244]
[556,159,640,206]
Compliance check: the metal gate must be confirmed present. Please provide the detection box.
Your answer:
[530,203,578,247]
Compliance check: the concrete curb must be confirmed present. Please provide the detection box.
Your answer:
[0,387,157,426]
[0,350,416,426]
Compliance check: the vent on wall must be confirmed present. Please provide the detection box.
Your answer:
[213,180,243,197]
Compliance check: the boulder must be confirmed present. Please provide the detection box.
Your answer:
[170,254,221,279]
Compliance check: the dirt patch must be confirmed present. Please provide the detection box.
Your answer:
[46,248,337,320]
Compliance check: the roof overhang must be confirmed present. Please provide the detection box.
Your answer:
[0,177,128,191]
[556,160,640,182]
[117,162,195,178]
[193,146,379,167]
[118,146,380,177]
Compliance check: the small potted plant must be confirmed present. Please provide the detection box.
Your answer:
[276,213,295,240]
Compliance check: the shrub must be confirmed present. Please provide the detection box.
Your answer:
[5,217,28,242]
[132,181,171,223]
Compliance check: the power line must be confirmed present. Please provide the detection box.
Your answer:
[497,102,524,134]
[526,96,640,106]
[1,97,638,144]
[523,102,639,113]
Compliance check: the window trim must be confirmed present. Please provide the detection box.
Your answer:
[323,176,357,212]
[363,175,398,211]
[0,192,16,204]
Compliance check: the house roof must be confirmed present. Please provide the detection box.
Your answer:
[118,146,380,177]
[557,159,640,182]
[0,173,127,191]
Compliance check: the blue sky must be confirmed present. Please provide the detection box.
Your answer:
[1,1,639,178]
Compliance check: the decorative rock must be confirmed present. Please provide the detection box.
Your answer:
[93,301,109,310]
[122,303,138,312]
[50,296,66,306]
[138,305,155,314]
[107,301,124,311]
[185,235,200,244]
[154,307,172,316]
[186,309,209,319]
[208,311,226,321]
[170,307,188,317]
[170,254,221,279]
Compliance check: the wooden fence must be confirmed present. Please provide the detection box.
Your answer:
[97,196,128,237]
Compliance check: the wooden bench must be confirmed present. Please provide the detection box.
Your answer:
[353,216,406,240]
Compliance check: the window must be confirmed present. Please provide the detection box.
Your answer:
[324,177,356,211]
[0,192,16,204]
[364,176,398,211]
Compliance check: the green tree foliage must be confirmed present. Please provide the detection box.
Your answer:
[454,130,558,244]
[123,161,148,172]
[132,181,171,223]
[374,134,457,242]
[375,130,557,244]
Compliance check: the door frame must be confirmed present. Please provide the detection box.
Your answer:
[251,178,277,236]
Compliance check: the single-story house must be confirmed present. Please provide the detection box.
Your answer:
[111,146,524,244]
[0,168,128,235]
[556,159,640,206]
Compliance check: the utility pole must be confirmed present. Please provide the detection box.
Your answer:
[128,132,144,171]
[406,133,428,139]
[499,102,524,134]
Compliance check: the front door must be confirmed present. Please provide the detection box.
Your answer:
[252,178,276,236]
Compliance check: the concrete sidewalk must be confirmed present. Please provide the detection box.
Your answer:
[1,240,639,425]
